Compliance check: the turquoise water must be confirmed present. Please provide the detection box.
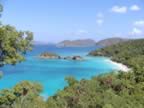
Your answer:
[0,45,118,97]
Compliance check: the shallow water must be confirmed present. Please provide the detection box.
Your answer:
[0,45,119,97]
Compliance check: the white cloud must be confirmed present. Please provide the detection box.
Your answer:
[111,6,127,13]
[129,20,144,36]
[96,19,104,26]
[134,20,144,27]
[96,12,104,26]
[110,5,140,14]
[130,27,143,35]
[97,12,104,18]
[130,5,140,11]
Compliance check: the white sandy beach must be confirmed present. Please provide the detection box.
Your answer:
[106,59,131,72]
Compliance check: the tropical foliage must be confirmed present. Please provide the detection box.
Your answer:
[1,39,144,108]
[0,25,33,66]
[0,81,45,108]
[45,39,144,108]
[1,2,144,108]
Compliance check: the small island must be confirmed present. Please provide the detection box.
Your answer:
[39,52,84,61]
[39,52,60,59]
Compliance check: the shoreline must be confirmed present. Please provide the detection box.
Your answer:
[106,59,131,72]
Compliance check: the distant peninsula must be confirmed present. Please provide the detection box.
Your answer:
[56,37,129,48]
[56,39,96,47]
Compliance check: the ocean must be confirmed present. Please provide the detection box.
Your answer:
[0,45,119,97]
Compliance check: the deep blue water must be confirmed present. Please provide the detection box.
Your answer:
[0,45,119,97]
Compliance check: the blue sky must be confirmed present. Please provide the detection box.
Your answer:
[1,0,144,42]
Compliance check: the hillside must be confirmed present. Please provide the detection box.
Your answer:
[56,39,96,47]
[96,37,129,47]
[90,39,144,68]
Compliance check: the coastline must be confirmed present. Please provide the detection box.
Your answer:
[106,59,131,72]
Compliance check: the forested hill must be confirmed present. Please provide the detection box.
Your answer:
[95,37,129,47]
[89,39,144,69]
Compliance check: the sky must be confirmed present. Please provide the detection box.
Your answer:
[0,0,144,43]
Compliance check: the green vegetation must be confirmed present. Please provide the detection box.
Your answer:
[0,24,45,107]
[89,39,144,83]
[0,25,33,66]
[1,38,144,108]
[0,4,33,66]
[1,2,144,108]
[89,39,144,69]
[0,81,46,108]
[45,39,144,108]
[0,3,44,108]
[39,52,60,59]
